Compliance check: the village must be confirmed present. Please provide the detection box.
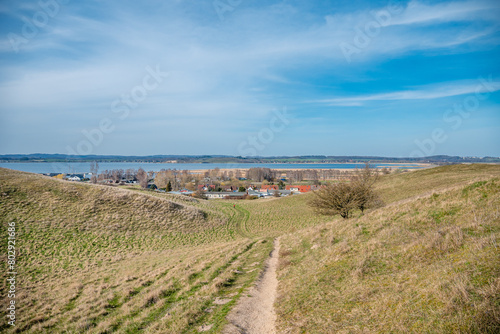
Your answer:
[39,166,366,199]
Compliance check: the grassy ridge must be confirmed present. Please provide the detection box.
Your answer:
[276,165,500,333]
[377,163,500,204]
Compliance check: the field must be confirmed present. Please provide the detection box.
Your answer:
[1,164,499,333]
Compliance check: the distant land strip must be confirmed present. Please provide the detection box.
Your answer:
[0,154,499,164]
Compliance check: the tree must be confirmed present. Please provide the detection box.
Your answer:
[351,163,383,213]
[155,170,169,189]
[137,168,148,189]
[309,182,360,219]
[238,186,246,192]
[111,169,123,183]
[90,161,99,184]
[309,164,384,219]
[166,181,172,192]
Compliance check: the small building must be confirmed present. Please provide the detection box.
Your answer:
[266,189,293,197]
[204,192,247,199]
[285,185,319,193]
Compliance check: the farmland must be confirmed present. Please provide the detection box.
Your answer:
[1,164,500,333]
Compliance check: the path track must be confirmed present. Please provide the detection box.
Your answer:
[222,238,280,334]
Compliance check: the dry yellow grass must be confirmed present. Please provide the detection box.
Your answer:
[276,167,500,333]
[1,164,499,333]
[0,168,274,333]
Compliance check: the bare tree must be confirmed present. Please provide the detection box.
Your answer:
[90,161,99,184]
[137,168,149,189]
[111,169,123,183]
[155,170,169,189]
[309,164,383,219]
[309,182,360,219]
[351,163,383,213]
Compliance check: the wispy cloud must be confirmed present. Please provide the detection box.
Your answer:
[0,0,499,156]
[389,0,500,26]
[310,79,500,106]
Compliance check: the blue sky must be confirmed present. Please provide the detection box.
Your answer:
[0,0,499,157]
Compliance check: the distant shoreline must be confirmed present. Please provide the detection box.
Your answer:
[0,160,431,166]
[0,162,434,175]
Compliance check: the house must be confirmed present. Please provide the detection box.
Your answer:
[66,175,81,181]
[261,185,279,190]
[265,189,292,197]
[204,192,247,199]
[259,185,279,192]
[247,190,263,197]
[285,185,319,193]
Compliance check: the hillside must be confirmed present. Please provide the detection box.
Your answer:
[377,163,500,203]
[0,168,273,333]
[276,165,500,333]
[1,164,499,333]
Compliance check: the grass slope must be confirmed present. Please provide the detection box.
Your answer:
[377,163,500,204]
[0,168,273,333]
[276,165,500,333]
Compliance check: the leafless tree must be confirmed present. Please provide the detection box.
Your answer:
[309,164,383,219]
[137,168,148,189]
[124,169,136,181]
[351,163,384,213]
[90,161,99,184]
[247,168,275,182]
[155,170,169,189]
[111,169,123,183]
[309,182,360,219]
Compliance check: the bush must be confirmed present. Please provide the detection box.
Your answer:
[309,182,360,218]
[309,163,383,218]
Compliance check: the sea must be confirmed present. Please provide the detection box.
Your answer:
[0,162,425,174]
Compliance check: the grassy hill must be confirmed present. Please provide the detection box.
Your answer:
[0,168,273,333]
[1,164,499,333]
[276,164,500,333]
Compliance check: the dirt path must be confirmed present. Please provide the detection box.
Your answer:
[223,238,280,334]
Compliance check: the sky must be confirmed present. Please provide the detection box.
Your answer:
[0,0,499,157]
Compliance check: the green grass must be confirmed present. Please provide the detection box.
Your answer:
[275,168,500,333]
[1,164,499,333]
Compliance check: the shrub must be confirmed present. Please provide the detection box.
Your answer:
[309,182,360,219]
[309,163,383,218]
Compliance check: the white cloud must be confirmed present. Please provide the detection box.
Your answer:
[0,0,499,154]
[389,0,500,26]
[311,79,500,106]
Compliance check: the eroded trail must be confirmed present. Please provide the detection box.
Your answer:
[223,238,280,334]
